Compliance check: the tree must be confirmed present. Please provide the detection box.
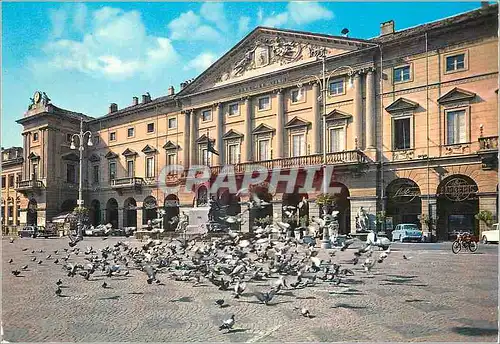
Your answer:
[475,210,494,228]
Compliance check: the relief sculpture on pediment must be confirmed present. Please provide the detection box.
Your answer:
[216,37,331,83]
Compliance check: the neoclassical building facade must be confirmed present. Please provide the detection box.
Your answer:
[13,4,498,240]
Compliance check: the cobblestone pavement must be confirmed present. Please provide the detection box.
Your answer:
[2,237,498,342]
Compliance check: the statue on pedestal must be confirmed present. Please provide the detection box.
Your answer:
[356,206,370,233]
[175,211,189,232]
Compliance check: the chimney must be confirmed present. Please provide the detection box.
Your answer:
[380,20,395,36]
[481,1,489,8]
[168,86,175,96]
[108,103,118,114]
[132,97,139,106]
[141,93,151,104]
[180,82,187,90]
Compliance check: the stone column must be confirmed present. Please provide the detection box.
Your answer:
[118,208,124,229]
[39,129,45,179]
[189,110,197,166]
[244,98,253,162]
[137,207,144,228]
[311,83,321,154]
[365,69,376,150]
[275,90,284,158]
[216,103,224,165]
[353,73,363,150]
[183,111,191,169]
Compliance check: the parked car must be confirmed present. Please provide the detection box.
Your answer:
[18,225,45,238]
[481,223,499,244]
[391,223,423,242]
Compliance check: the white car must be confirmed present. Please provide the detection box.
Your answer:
[481,223,499,244]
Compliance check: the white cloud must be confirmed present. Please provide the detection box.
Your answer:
[184,52,218,72]
[49,8,68,38]
[38,6,180,81]
[257,8,264,24]
[287,2,333,25]
[72,3,87,32]
[238,16,251,36]
[261,2,333,28]
[168,11,201,40]
[200,2,228,32]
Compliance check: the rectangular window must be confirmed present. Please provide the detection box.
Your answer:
[446,54,465,72]
[1,176,5,188]
[447,110,466,145]
[33,132,39,142]
[109,132,116,141]
[394,66,411,82]
[329,79,344,95]
[291,89,302,103]
[32,163,38,179]
[8,206,13,224]
[66,133,72,142]
[127,128,135,137]
[17,173,21,184]
[200,147,209,166]
[127,160,135,177]
[146,157,155,178]
[147,123,155,133]
[167,153,176,166]
[8,175,14,187]
[258,97,270,110]
[257,139,270,161]
[227,144,240,164]
[66,164,76,183]
[109,162,116,181]
[202,110,212,122]
[291,134,305,157]
[228,103,239,116]
[92,165,99,184]
[329,127,345,153]
[168,117,177,129]
[394,117,411,150]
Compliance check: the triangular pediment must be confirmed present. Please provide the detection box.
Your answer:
[385,98,419,113]
[325,109,352,121]
[105,151,118,159]
[222,129,244,140]
[142,144,158,154]
[88,153,101,162]
[163,141,180,150]
[196,134,215,144]
[178,27,378,95]
[437,87,476,104]
[252,123,275,135]
[28,152,40,160]
[285,116,311,129]
[122,148,137,157]
[61,152,79,161]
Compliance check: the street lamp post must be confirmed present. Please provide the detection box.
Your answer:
[70,117,93,241]
[296,53,355,248]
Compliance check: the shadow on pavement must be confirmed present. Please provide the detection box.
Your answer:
[451,326,498,336]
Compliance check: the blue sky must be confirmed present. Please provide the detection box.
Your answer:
[2,1,485,147]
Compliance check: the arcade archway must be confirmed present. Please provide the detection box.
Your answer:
[27,199,37,226]
[436,175,479,240]
[282,192,309,231]
[123,198,137,228]
[105,198,118,229]
[249,183,273,232]
[319,183,350,235]
[143,196,158,225]
[385,178,422,230]
[164,194,180,231]
[196,185,208,207]
[89,200,101,226]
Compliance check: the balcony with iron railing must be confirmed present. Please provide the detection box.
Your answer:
[16,179,45,193]
[209,150,367,175]
[110,177,145,191]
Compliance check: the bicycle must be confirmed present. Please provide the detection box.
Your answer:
[452,232,478,254]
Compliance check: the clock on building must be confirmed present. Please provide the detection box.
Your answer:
[33,91,42,104]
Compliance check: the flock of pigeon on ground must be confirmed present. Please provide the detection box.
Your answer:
[8,199,412,334]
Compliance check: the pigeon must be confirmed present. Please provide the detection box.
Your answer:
[21,265,28,270]
[254,289,277,305]
[11,270,21,276]
[295,306,311,318]
[9,238,14,243]
[54,259,59,264]
[22,248,28,251]
[218,315,235,332]
[215,299,226,308]
[340,239,354,251]
[102,281,108,288]
[143,265,156,284]
[234,281,246,298]
[31,257,36,262]
[55,287,62,297]
[8,259,13,264]
[38,260,43,265]
[403,255,411,260]
[56,279,63,286]
[46,255,52,260]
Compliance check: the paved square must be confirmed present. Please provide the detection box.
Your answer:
[2,238,498,342]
